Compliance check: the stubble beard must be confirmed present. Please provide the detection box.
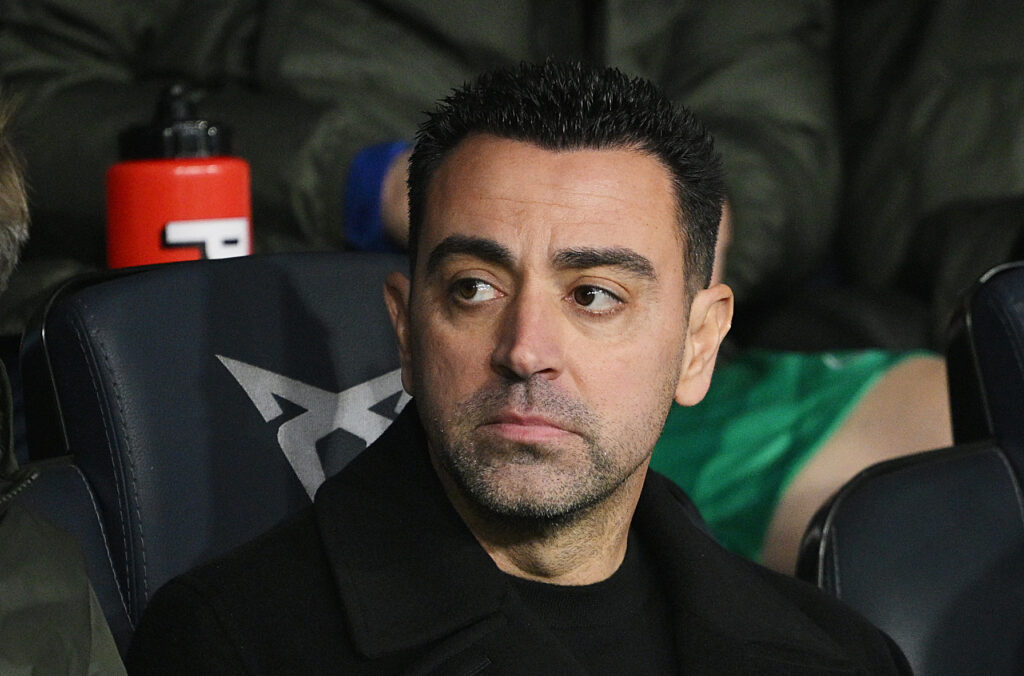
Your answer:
[421,377,652,527]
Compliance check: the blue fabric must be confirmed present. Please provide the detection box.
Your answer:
[343,141,411,252]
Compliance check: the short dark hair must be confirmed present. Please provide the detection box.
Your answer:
[408,60,724,294]
[0,104,28,294]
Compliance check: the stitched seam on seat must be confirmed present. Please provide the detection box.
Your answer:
[84,308,150,606]
[69,304,149,614]
[71,463,133,621]
[67,313,132,612]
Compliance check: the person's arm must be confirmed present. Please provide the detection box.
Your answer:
[613,0,840,304]
[0,504,127,675]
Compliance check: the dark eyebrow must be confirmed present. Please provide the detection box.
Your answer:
[552,247,657,281]
[425,234,515,275]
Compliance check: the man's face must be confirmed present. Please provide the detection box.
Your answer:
[388,134,720,522]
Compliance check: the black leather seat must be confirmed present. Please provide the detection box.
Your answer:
[12,251,407,652]
[797,261,1024,675]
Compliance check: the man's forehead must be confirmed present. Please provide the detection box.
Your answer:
[419,134,684,263]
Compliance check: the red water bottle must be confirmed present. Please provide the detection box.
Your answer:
[106,84,252,268]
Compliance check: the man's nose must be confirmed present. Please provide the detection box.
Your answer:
[491,288,565,381]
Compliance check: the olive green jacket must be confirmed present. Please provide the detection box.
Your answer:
[0,502,127,675]
[0,360,125,675]
[0,0,839,306]
[837,0,1024,334]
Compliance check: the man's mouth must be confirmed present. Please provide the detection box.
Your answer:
[480,411,576,444]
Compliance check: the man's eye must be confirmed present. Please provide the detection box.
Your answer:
[571,285,622,312]
[451,278,501,303]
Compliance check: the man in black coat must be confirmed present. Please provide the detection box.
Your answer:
[126,61,910,674]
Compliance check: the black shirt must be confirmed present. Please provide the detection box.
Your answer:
[508,532,677,674]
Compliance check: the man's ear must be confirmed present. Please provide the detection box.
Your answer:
[383,271,415,395]
[675,283,734,406]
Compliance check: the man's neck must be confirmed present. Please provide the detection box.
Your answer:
[436,465,648,586]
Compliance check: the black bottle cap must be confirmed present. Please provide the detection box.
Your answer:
[118,83,233,159]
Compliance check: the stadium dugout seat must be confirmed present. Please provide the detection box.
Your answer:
[796,261,1024,676]
[9,251,407,653]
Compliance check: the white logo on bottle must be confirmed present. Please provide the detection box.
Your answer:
[164,217,251,259]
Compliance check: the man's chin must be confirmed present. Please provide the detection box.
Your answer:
[466,489,597,525]
[452,462,615,524]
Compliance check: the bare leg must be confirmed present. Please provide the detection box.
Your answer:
[760,355,953,574]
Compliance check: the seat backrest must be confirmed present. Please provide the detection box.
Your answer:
[19,251,408,647]
[797,441,1024,675]
[946,261,1024,454]
[797,261,1024,675]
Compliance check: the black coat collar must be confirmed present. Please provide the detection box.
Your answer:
[314,403,507,658]
[313,403,861,671]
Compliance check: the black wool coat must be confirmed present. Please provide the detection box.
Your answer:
[126,405,910,675]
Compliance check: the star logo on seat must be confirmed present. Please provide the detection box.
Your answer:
[217,355,410,498]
